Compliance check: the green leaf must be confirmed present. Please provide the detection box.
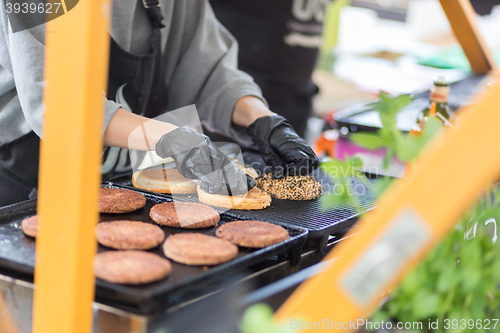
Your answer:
[374,93,412,130]
[396,117,443,162]
[460,242,482,267]
[421,117,443,142]
[383,146,395,170]
[239,303,297,333]
[393,94,413,111]
[319,181,362,213]
[350,132,391,150]
[240,303,274,333]
[436,261,459,293]
[370,177,393,198]
[320,156,364,179]
[470,296,487,320]
[412,289,440,320]
[396,134,422,162]
[459,264,482,294]
[490,260,500,280]
[319,157,369,212]
[370,310,390,324]
[401,266,426,295]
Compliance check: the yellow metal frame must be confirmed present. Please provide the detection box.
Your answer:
[439,0,498,73]
[33,1,111,332]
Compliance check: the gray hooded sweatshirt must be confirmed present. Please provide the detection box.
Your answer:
[0,0,264,146]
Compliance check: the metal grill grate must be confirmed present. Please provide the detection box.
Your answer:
[108,161,376,240]
[0,193,308,314]
[231,177,374,237]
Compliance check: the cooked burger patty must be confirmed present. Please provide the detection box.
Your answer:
[256,173,323,200]
[149,202,220,228]
[21,215,38,238]
[95,221,165,250]
[99,188,147,213]
[163,233,238,265]
[216,220,289,248]
[94,250,171,284]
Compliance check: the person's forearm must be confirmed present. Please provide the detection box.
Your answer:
[232,96,276,127]
[103,108,178,150]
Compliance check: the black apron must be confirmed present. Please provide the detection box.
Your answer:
[210,0,328,137]
[0,0,166,206]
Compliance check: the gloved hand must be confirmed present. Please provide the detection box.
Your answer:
[247,115,319,179]
[156,127,255,195]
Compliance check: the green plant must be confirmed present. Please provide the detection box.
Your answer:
[239,303,295,333]
[372,186,500,332]
[320,93,443,211]
[349,93,443,169]
[319,156,370,211]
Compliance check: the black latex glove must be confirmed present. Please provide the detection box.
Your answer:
[247,115,319,179]
[156,127,255,195]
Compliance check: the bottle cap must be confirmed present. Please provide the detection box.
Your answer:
[433,76,449,87]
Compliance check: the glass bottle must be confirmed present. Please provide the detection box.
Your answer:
[417,76,454,127]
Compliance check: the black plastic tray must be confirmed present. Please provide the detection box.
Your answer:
[0,189,308,314]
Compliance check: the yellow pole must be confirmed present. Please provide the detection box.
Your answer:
[275,75,500,331]
[33,0,111,332]
[439,0,498,74]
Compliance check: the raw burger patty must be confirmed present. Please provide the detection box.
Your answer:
[94,250,171,284]
[21,215,38,238]
[256,173,323,200]
[99,188,146,213]
[216,220,289,248]
[163,233,238,265]
[95,221,165,250]
[149,202,220,228]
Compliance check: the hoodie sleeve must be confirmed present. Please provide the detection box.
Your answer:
[162,0,266,147]
[0,3,121,140]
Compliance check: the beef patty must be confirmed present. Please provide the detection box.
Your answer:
[216,220,289,248]
[94,250,171,284]
[99,188,147,213]
[21,215,38,238]
[149,202,220,228]
[163,233,238,265]
[95,221,165,250]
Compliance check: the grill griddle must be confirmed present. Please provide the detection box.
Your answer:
[0,189,307,314]
[108,152,375,249]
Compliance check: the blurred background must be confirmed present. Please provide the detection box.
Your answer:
[309,0,500,141]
